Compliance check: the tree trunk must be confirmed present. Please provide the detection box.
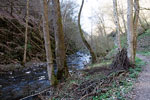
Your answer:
[23,0,29,63]
[133,0,140,61]
[52,0,69,80]
[42,0,57,85]
[122,13,127,34]
[127,0,134,62]
[113,0,122,50]
[78,0,96,63]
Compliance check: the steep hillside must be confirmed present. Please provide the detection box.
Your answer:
[0,9,47,64]
[0,8,80,64]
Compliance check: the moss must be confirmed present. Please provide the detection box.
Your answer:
[51,74,58,86]
[57,65,69,81]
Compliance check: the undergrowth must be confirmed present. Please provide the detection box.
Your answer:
[137,29,150,53]
[92,57,146,100]
[138,29,150,39]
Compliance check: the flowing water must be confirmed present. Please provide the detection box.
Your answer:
[0,52,91,100]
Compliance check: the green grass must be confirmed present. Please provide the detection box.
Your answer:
[135,56,146,66]
[88,60,112,68]
[137,51,150,56]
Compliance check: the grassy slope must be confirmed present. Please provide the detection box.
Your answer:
[92,29,150,100]
[137,29,150,56]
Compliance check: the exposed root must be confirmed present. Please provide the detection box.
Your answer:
[110,48,134,70]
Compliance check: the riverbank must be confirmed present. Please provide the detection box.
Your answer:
[0,52,91,100]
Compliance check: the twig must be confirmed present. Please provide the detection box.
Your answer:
[20,87,52,100]
[79,92,96,100]
[140,7,150,10]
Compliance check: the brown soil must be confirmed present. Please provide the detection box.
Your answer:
[82,66,111,75]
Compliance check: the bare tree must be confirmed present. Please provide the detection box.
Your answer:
[127,0,140,63]
[42,0,57,85]
[113,0,122,50]
[133,0,140,60]
[97,14,109,48]
[127,0,134,62]
[52,0,69,80]
[23,0,29,63]
[78,0,96,63]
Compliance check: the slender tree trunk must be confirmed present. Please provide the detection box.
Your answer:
[10,1,14,16]
[113,0,122,50]
[133,0,140,60]
[52,0,69,80]
[127,0,134,62]
[42,0,57,85]
[101,17,109,48]
[119,24,124,35]
[23,0,29,63]
[78,0,96,63]
[122,13,127,34]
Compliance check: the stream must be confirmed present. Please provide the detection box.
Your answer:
[0,52,91,100]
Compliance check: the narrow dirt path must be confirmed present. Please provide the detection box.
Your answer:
[132,54,150,100]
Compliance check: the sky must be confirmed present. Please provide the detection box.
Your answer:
[63,0,105,33]
[76,0,112,33]
[76,0,99,33]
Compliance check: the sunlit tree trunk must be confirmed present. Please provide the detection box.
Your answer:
[23,0,29,63]
[78,0,96,63]
[121,13,127,34]
[127,0,134,62]
[42,0,57,85]
[52,0,69,80]
[133,0,140,61]
[113,0,122,50]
